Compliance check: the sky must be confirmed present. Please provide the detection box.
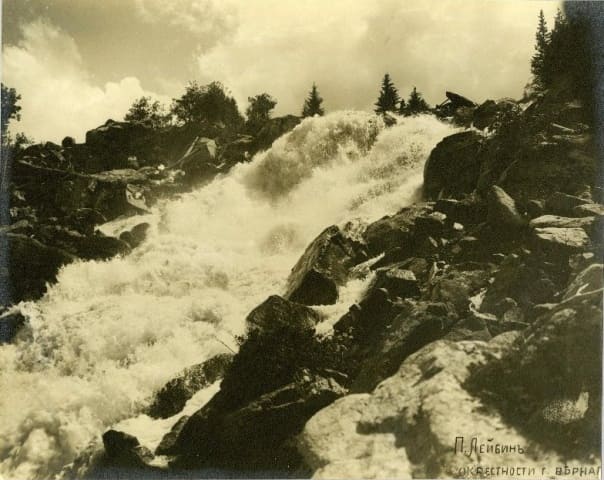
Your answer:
[2,0,560,143]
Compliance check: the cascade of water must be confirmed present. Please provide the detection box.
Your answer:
[0,111,456,479]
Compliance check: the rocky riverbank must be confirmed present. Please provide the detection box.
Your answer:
[0,115,300,323]
[86,88,602,478]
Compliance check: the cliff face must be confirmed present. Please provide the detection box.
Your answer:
[90,89,602,478]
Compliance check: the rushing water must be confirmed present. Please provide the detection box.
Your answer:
[0,112,455,479]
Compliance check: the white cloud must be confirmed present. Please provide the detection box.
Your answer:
[2,20,168,143]
[194,0,560,114]
[134,0,237,40]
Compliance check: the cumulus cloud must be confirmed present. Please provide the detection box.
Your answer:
[195,0,559,114]
[2,0,560,142]
[134,0,237,38]
[3,20,169,143]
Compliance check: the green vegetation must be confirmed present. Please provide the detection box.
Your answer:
[302,83,325,118]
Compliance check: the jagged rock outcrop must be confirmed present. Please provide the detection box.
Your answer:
[285,225,367,305]
[298,328,600,479]
[423,131,484,199]
[147,353,233,419]
[0,233,75,305]
[246,295,322,333]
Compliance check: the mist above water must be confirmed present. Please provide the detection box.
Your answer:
[0,112,456,479]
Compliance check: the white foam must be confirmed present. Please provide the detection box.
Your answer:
[0,112,456,479]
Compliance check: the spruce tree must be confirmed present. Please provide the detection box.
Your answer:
[531,10,550,89]
[405,87,430,115]
[398,98,406,115]
[302,83,325,117]
[374,73,400,115]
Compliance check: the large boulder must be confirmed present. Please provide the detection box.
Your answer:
[119,222,150,249]
[101,430,154,469]
[13,161,151,221]
[486,185,526,231]
[285,225,366,305]
[363,203,433,257]
[493,142,597,207]
[1,233,75,306]
[529,214,595,230]
[147,353,233,419]
[169,137,220,184]
[0,310,26,344]
[350,300,460,392]
[429,263,493,314]
[472,99,517,131]
[533,227,591,257]
[298,328,600,478]
[35,226,131,260]
[423,131,484,200]
[246,295,321,333]
[469,287,602,458]
[169,371,345,472]
[85,119,156,170]
[545,192,591,216]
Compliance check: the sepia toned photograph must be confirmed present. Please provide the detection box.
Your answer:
[0,1,602,479]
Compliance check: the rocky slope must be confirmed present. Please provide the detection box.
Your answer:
[0,115,299,319]
[91,89,602,478]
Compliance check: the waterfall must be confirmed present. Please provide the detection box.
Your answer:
[0,111,456,479]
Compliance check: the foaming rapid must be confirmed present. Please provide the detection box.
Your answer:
[0,112,456,479]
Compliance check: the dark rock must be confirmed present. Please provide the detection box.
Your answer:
[429,263,493,313]
[445,91,477,108]
[169,137,219,184]
[13,161,152,221]
[527,199,545,219]
[414,211,447,237]
[363,204,432,257]
[168,372,345,471]
[468,288,602,457]
[374,267,420,299]
[246,295,321,333]
[487,185,526,230]
[562,263,603,301]
[545,192,591,216]
[147,353,233,419]
[64,208,107,236]
[155,415,189,455]
[481,255,558,314]
[1,233,75,306]
[334,288,402,339]
[423,131,484,199]
[102,430,154,468]
[119,222,150,249]
[472,98,519,131]
[85,120,156,171]
[285,225,366,305]
[37,227,131,261]
[434,197,486,225]
[0,311,26,343]
[61,136,76,148]
[350,300,459,392]
[481,139,597,208]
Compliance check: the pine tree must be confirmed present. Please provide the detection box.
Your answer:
[398,98,406,115]
[302,83,324,117]
[374,73,400,115]
[531,10,550,89]
[404,87,430,115]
